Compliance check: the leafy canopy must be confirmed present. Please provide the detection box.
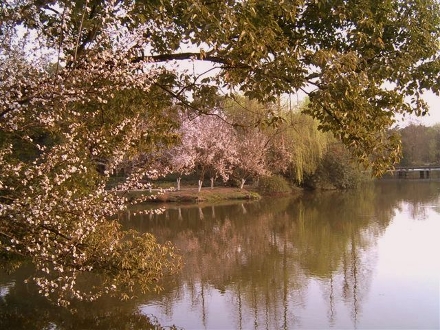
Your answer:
[3,0,440,172]
[123,0,440,174]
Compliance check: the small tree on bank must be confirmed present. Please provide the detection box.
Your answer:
[234,130,270,189]
[166,139,197,191]
[179,115,238,191]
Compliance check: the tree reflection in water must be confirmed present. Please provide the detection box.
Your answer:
[0,263,181,329]
[1,181,439,329]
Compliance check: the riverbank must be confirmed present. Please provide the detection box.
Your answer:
[124,187,262,203]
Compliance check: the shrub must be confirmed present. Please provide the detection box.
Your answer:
[257,175,292,195]
[304,144,368,190]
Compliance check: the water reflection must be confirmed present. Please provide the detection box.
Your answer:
[1,181,439,329]
[0,262,176,329]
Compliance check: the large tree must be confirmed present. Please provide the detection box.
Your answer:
[1,0,439,304]
[118,0,439,174]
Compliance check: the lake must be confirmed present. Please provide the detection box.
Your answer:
[1,180,439,329]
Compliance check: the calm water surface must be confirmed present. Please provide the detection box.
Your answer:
[1,181,439,329]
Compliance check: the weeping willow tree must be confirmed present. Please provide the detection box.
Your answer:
[280,110,330,184]
[268,104,368,188]
[223,95,345,185]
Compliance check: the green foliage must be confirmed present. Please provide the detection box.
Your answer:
[398,124,440,166]
[305,143,367,190]
[278,108,330,183]
[257,175,292,195]
[223,96,331,183]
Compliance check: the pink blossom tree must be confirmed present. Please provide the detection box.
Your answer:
[233,130,270,189]
[165,141,197,191]
[0,2,181,306]
[182,115,238,191]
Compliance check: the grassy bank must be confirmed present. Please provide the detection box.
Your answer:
[122,187,262,204]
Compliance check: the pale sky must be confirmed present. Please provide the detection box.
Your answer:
[178,58,440,127]
[398,91,440,127]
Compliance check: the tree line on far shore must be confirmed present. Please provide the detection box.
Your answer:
[398,123,440,167]
[112,97,370,192]
[114,101,440,192]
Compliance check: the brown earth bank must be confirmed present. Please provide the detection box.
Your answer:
[123,187,263,203]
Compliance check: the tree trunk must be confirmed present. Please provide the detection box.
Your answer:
[177,177,181,191]
[210,177,214,189]
[198,180,203,192]
[240,178,246,189]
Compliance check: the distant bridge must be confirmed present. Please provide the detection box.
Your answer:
[389,166,440,179]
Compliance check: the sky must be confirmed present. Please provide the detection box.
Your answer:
[291,88,440,128]
[398,91,440,127]
[179,57,440,127]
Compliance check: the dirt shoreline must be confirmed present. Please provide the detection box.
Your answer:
[122,187,262,203]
